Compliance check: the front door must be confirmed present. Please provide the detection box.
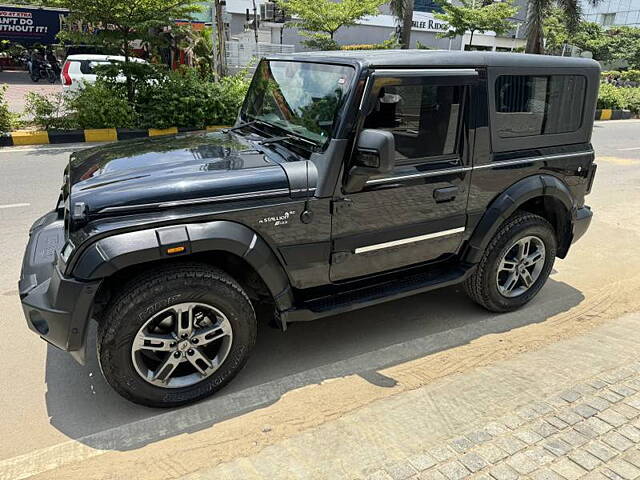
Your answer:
[330,69,477,282]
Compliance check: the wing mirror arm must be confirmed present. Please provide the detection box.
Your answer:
[344,129,396,194]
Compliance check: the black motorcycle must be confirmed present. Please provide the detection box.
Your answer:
[30,60,57,83]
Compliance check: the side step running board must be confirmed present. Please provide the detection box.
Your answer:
[281,264,474,324]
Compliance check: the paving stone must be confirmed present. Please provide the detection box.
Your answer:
[494,436,527,455]
[550,457,588,480]
[418,470,448,480]
[603,432,635,452]
[619,425,640,443]
[475,443,508,464]
[532,402,556,415]
[598,410,630,428]
[367,470,394,480]
[531,467,566,480]
[610,385,638,398]
[518,406,543,421]
[429,446,456,462]
[561,430,589,447]
[612,404,640,420]
[533,420,561,438]
[488,463,519,480]
[558,411,585,426]
[485,422,508,437]
[525,446,557,466]
[576,384,599,396]
[515,429,545,445]
[438,461,470,480]
[544,438,574,457]
[568,450,602,471]
[590,380,610,390]
[459,453,488,473]
[548,417,571,430]
[600,391,625,404]
[605,458,640,479]
[550,396,572,408]
[451,437,475,453]
[583,417,615,435]
[626,397,640,411]
[626,380,640,391]
[582,472,611,480]
[501,414,526,430]
[584,441,619,462]
[506,452,538,474]
[575,404,600,419]
[408,453,437,472]
[386,462,418,480]
[562,391,584,403]
[601,468,626,480]
[573,423,599,439]
[623,449,640,469]
[467,430,493,445]
[586,397,612,412]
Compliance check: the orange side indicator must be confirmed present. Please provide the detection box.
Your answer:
[167,246,185,254]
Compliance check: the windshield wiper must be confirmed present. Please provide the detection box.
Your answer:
[224,118,271,134]
[260,132,320,151]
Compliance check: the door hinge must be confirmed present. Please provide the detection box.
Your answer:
[331,252,350,264]
[331,198,352,214]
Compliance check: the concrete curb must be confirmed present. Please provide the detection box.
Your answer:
[595,109,634,120]
[0,125,229,147]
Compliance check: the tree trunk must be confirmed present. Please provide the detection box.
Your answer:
[122,33,133,103]
[400,0,414,49]
[524,0,545,54]
[468,30,475,49]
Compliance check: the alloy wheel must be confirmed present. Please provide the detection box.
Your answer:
[496,235,546,298]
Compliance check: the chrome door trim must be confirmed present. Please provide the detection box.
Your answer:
[354,227,466,254]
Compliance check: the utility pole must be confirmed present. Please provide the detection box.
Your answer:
[252,0,259,44]
[212,0,226,78]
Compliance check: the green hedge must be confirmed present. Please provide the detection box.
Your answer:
[598,83,640,114]
[24,65,250,131]
[601,70,640,83]
[0,85,12,134]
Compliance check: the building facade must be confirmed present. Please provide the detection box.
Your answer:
[581,0,640,27]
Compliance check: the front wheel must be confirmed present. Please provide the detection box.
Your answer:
[464,212,557,312]
[47,70,56,83]
[97,263,257,407]
[30,71,39,82]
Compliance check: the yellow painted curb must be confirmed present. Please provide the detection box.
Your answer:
[601,109,613,120]
[206,125,229,132]
[84,128,118,143]
[11,130,49,146]
[148,127,178,137]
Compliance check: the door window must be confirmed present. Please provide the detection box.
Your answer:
[363,83,464,161]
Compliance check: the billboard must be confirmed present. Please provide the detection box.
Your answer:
[0,5,68,45]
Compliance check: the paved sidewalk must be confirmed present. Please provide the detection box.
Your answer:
[185,314,640,480]
[0,70,61,113]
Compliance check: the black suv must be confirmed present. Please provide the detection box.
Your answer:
[20,51,599,407]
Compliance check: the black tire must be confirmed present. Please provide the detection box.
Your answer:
[30,71,39,82]
[97,263,256,408]
[464,212,557,313]
[47,70,56,83]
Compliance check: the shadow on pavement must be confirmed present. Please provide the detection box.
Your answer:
[44,277,583,451]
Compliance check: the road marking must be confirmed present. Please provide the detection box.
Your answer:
[617,146,640,151]
[0,203,30,209]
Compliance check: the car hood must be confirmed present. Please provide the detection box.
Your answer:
[66,131,290,217]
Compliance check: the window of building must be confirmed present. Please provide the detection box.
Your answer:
[494,75,586,138]
[364,83,464,161]
[602,12,616,25]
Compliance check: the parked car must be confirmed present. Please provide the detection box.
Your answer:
[20,51,599,407]
[60,54,148,92]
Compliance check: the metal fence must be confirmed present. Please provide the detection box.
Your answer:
[225,41,295,74]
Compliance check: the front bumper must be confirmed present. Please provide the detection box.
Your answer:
[19,211,100,364]
[571,205,593,244]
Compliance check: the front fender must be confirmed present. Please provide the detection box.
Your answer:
[464,174,575,264]
[70,220,294,310]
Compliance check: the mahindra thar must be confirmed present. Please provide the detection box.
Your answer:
[19,51,599,407]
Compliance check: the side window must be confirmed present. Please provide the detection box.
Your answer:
[364,82,464,161]
[495,75,586,138]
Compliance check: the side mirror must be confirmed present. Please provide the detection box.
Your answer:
[344,129,396,193]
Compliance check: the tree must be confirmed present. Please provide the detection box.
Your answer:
[277,0,386,50]
[58,0,201,99]
[389,0,416,49]
[435,0,517,49]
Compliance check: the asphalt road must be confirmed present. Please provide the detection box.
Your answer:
[0,121,639,474]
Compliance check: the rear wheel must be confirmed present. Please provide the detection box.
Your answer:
[464,212,557,312]
[98,263,256,407]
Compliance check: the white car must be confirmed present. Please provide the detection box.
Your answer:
[60,54,148,93]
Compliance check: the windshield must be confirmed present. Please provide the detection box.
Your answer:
[241,60,356,146]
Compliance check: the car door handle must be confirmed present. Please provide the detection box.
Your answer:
[433,186,458,203]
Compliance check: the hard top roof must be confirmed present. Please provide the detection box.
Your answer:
[265,50,600,70]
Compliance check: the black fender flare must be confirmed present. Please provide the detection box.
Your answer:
[463,174,575,264]
[71,220,294,310]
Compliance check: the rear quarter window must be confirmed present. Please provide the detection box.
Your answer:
[494,75,586,138]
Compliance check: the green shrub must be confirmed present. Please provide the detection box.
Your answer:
[619,87,640,114]
[0,85,12,134]
[24,92,77,130]
[597,83,626,110]
[135,68,249,129]
[69,82,136,129]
